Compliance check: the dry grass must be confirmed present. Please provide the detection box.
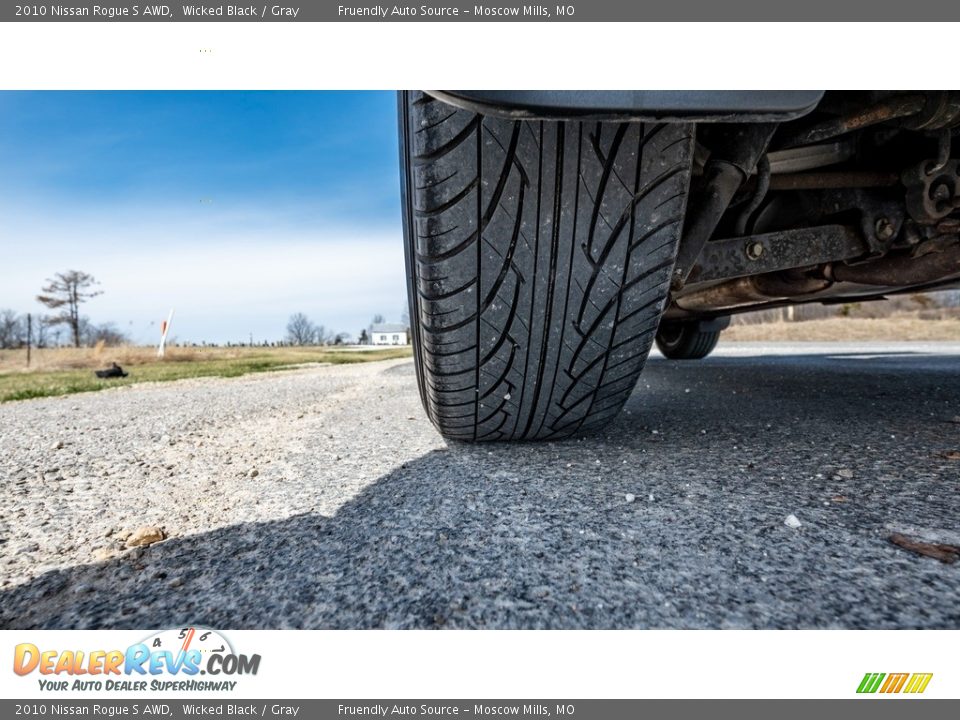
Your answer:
[3,314,956,402]
[723,316,960,342]
[0,344,204,372]
[0,344,385,373]
[0,345,412,403]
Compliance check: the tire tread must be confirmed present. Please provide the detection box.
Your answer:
[403,92,694,440]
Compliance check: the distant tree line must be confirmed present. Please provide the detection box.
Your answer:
[0,269,130,350]
[285,312,353,346]
[0,309,128,349]
[3,269,412,351]
[284,312,408,347]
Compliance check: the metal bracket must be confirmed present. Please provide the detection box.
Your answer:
[904,161,959,225]
[688,225,868,284]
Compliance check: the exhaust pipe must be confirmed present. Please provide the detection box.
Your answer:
[825,241,960,286]
[674,239,960,314]
[674,273,831,313]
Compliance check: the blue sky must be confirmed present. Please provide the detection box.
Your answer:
[0,91,405,344]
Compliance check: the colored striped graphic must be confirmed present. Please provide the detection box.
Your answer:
[857,673,885,693]
[879,673,909,693]
[903,673,934,694]
[857,672,933,694]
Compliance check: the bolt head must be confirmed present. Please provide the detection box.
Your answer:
[745,242,765,260]
[874,218,896,241]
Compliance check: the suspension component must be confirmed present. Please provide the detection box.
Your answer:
[903,131,959,224]
[778,94,926,148]
[672,123,778,289]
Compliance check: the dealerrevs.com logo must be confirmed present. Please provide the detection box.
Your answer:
[857,673,933,695]
[13,627,261,692]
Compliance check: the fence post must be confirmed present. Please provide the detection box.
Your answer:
[26,313,32,367]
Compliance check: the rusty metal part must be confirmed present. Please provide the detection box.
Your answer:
[903,159,960,224]
[745,186,906,255]
[901,91,960,131]
[672,124,779,288]
[674,272,831,313]
[665,274,960,320]
[825,241,960,286]
[806,189,907,254]
[690,225,867,284]
[913,234,960,257]
[765,170,901,191]
[779,94,926,149]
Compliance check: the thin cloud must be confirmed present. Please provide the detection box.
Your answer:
[0,91,408,344]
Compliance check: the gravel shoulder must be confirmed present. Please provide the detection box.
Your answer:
[1,343,958,629]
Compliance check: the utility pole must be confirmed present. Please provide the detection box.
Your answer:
[26,313,32,368]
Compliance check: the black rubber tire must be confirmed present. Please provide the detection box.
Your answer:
[399,91,695,441]
[655,321,722,360]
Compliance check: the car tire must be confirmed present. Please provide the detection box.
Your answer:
[399,91,695,441]
[655,320,723,360]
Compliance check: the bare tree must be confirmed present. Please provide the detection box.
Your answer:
[34,315,53,348]
[82,320,129,347]
[36,270,103,348]
[314,324,333,345]
[286,312,317,346]
[0,309,25,349]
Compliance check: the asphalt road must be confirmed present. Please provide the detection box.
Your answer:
[1,342,958,629]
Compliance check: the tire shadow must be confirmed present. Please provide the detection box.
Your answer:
[2,351,958,629]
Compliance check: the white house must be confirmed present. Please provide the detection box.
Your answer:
[371,323,409,346]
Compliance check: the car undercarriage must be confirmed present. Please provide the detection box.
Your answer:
[666,91,960,324]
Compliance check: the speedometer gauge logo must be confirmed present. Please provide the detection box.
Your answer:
[142,627,235,658]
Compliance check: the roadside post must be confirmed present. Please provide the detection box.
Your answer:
[158,308,175,358]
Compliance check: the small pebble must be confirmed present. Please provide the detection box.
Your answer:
[126,526,167,548]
